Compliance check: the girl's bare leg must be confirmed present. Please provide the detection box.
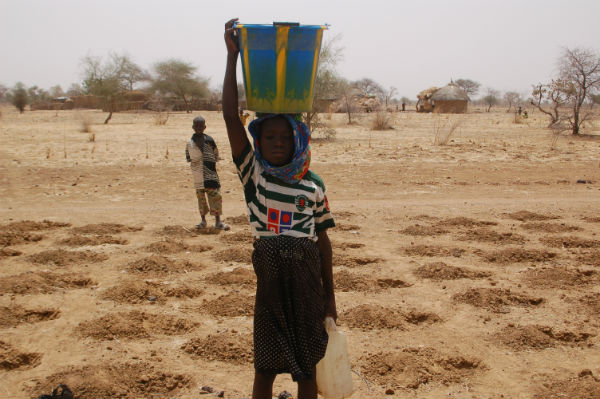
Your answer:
[252,371,275,399]
[297,369,318,399]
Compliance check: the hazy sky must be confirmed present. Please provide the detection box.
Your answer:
[1,0,599,99]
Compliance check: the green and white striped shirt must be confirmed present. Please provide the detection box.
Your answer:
[234,144,335,240]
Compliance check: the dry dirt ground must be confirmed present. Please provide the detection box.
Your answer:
[1,106,600,399]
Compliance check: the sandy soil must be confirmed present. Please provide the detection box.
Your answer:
[1,105,600,398]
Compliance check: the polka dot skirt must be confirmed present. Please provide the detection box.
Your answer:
[252,235,328,381]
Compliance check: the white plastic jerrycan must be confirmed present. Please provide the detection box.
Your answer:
[316,317,354,399]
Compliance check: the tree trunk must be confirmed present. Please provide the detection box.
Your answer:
[572,107,580,135]
[183,96,191,113]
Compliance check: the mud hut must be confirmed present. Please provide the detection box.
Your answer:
[416,87,438,112]
[431,82,468,113]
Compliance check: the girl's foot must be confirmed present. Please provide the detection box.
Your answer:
[196,221,207,229]
[215,222,230,231]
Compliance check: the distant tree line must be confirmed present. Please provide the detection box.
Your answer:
[1,46,598,134]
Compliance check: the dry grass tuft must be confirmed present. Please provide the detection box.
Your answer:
[434,116,463,145]
[371,111,393,131]
[154,111,170,126]
[80,117,93,133]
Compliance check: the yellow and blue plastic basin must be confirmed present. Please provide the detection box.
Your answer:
[235,22,327,114]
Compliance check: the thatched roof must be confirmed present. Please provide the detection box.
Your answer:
[417,87,439,100]
[431,83,468,101]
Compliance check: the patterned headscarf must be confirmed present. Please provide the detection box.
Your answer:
[248,113,311,184]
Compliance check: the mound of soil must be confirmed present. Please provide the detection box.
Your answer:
[58,234,129,247]
[0,231,43,246]
[453,288,544,313]
[577,293,600,316]
[201,292,254,317]
[205,267,256,287]
[456,228,526,245]
[534,373,600,399]
[400,224,449,236]
[334,270,375,292]
[224,215,250,225]
[77,310,197,340]
[334,253,382,267]
[522,267,598,288]
[102,280,202,305]
[434,217,497,228]
[0,305,60,328]
[182,332,253,364]
[0,247,22,257]
[28,249,108,267]
[212,247,253,263]
[3,220,71,231]
[31,362,191,399]
[219,230,254,244]
[414,262,492,280]
[341,305,406,330]
[360,347,482,390]
[403,245,465,258]
[334,211,356,220]
[577,250,600,266]
[403,309,442,325]
[479,248,557,264]
[71,223,143,235]
[0,271,95,295]
[332,241,365,250]
[143,238,212,254]
[582,216,600,223]
[507,211,559,222]
[335,224,361,231]
[195,227,221,235]
[0,341,42,371]
[540,236,600,249]
[521,222,582,233]
[126,255,202,275]
[496,324,593,350]
[156,225,198,238]
[410,214,439,221]
[376,278,412,289]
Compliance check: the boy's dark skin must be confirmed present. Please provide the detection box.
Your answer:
[223,18,337,399]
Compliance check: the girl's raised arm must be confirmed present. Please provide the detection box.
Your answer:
[222,18,249,159]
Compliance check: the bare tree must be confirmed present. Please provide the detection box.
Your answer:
[49,85,64,98]
[27,85,50,103]
[455,79,481,99]
[305,33,344,132]
[503,91,521,112]
[530,47,600,134]
[382,86,397,110]
[483,88,500,112]
[530,82,564,127]
[151,59,209,113]
[82,52,145,123]
[66,83,84,97]
[338,79,359,124]
[557,47,600,134]
[354,78,384,99]
[118,55,150,91]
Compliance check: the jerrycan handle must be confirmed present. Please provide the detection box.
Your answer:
[324,317,337,334]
